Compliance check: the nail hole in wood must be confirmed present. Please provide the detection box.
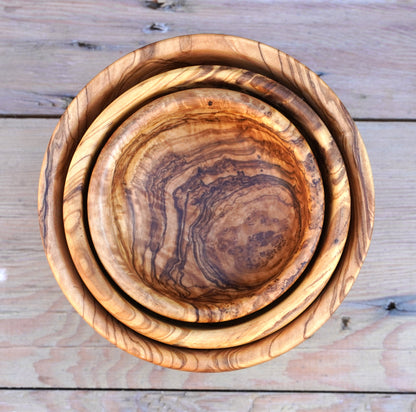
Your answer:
[144,0,185,11]
[341,316,350,330]
[72,41,100,50]
[144,22,169,33]
[385,300,397,311]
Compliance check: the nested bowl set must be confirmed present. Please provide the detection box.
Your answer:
[38,34,374,372]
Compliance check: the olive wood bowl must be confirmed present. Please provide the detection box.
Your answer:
[39,34,374,370]
[62,65,349,349]
[87,87,324,323]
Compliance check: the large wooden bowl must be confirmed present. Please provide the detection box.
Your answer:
[39,34,374,370]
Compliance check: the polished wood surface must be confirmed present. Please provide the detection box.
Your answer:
[1,0,415,408]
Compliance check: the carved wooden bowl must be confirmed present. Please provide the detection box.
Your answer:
[39,34,374,370]
[87,87,324,323]
[61,65,348,349]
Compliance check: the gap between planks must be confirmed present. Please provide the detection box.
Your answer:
[1,387,416,395]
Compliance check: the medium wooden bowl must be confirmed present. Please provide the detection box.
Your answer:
[62,65,349,349]
[39,35,374,370]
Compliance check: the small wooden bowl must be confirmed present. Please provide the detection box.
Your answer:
[63,65,349,349]
[39,35,374,370]
[87,87,324,323]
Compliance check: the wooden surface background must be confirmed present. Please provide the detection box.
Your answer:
[0,1,415,410]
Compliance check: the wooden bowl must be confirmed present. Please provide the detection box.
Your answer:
[39,34,374,370]
[62,65,349,349]
[87,87,324,323]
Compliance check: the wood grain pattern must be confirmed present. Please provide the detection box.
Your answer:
[1,390,415,412]
[61,65,348,349]
[86,87,324,323]
[0,118,415,391]
[38,34,374,370]
[1,1,415,118]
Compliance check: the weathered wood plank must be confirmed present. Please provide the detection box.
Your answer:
[0,390,415,412]
[0,1,415,118]
[2,346,416,391]
[0,119,415,390]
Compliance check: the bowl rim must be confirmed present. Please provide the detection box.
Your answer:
[38,34,374,371]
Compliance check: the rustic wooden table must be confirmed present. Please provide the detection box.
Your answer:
[1,1,415,410]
